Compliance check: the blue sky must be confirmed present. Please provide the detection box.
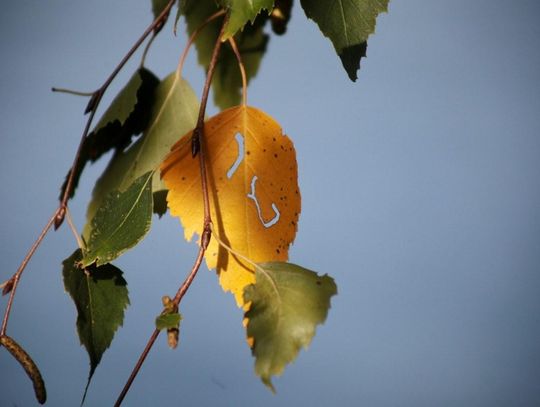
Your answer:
[1,1,539,406]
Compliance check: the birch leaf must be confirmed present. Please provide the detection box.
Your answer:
[60,68,159,200]
[300,0,389,80]
[244,262,337,390]
[161,105,301,306]
[62,249,129,396]
[82,171,153,267]
[84,72,199,239]
[222,0,274,40]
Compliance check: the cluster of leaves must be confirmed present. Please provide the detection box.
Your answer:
[50,0,388,401]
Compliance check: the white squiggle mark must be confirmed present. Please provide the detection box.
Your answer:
[227,133,244,179]
[247,176,280,228]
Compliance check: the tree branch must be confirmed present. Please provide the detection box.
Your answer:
[113,13,228,406]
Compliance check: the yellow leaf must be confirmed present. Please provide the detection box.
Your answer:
[161,105,301,306]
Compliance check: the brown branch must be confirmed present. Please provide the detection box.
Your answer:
[1,0,176,365]
[55,0,175,229]
[113,13,229,406]
[1,214,56,335]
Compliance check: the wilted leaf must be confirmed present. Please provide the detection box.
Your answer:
[221,0,274,40]
[82,171,153,267]
[155,313,182,331]
[182,0,269,109]
[161,105,301,305]
[299,0,389,80]
[62,249,129,389]
[61,68,159,200]
[84,72,199,237]
[244,262,337,390]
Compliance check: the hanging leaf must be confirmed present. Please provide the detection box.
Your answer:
[221,0,274,40]
[299,0,389,80]
[243,262,337,390]
[62,249,129,394]
[82,171,153,267]
[60,68,159,200]
[182,0,269,109]
[84,71,199,237]
[161,105,301,306]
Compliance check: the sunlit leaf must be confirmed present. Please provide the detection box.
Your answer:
[300,0,389,80]
[161,105,301,306]
[61,68,159,200]
[84,72,199,237]
[82,171,153,267]
[182,0,269,109]
[244,262,337,390]
[62,249,129,392]
[221,0,274,40]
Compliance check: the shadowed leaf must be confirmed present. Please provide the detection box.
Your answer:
[62,249,129,398]
[82,171,153,267]
[84,72,199,237]
[244,262,337,390]
[60,68,159,200]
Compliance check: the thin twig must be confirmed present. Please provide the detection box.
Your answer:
[1,213,56,336]
[112,245,206,407]
[113,14,229,406]
[55,0,176,229]
[51,87,94,97]
[1,0,176,355]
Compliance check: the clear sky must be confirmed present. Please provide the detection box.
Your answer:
[1,1,539,406]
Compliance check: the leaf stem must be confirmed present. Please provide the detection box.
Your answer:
[210,225,259,273]
[176,9,226,78]
[114,14,229,406]
[65,207,85,250]
[227,37,248,106]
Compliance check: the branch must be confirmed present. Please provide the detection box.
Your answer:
[55,0,176,229]
[113,13,229,406]
[1,0,175,361]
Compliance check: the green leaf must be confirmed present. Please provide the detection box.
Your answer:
[155,313,182,331]
[82,171,153,267]
[62,249,129,392]
[243,262,337,391]
[60,68,159,200]
[183,0,269,109]
[221,0,274,40]
[299,0,389,80]
[84,72,199,237]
